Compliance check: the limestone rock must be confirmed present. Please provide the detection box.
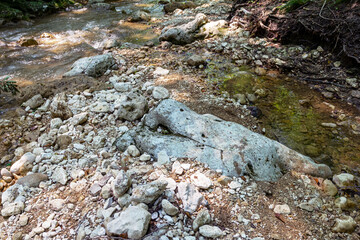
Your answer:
[112,170,131,198]
[50,199,65,211]
[190,171,212,189]
[161,199,179,216]
[22,94,44,109]
[197,20,227,38]
[131,179,168,204]
[322,179,338,196]
[199,225,224,238]
[71,112,88,125]
[127,145,140,157]
[152,86,170,100]
[116,90,148,121]
[332,216,357,233]
[177,182,203,213]
[17,173,48,188]
[333,173,355,187]
[159,13,208,45]
[49,93,73,120]
[10,152,35,175]
[106,206,151,239]
[1,202,25,217]
[274,204,291,214]
[51,167,68,185]
[193,209,211,231]
[64,54,115,77]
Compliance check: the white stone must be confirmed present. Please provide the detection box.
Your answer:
[127,145,140,157]
[10,152,35,174]
[152,86,170,100]
[274,204,291,214]
[190,171,212,189]
[153,67,169,76]
[50,199,65,211]
[333,173,355,187]
[199,225,224,238]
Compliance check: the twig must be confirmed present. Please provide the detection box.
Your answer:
[343,44,360,63]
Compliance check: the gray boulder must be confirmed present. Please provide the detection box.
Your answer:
[127,99,331,181]
[106,206,151,239]
[131,179,167,204]
[116,90,148,121]
[159,13,208,45]
[17,173,48,188]
[112,170,131,198]
[64,54,115,77]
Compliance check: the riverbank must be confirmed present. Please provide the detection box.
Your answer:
[0,0,359,239]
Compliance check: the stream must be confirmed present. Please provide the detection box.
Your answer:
[0,0,359,174]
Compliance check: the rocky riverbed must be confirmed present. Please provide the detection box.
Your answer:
[0,0,359,239]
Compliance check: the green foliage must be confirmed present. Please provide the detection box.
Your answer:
[0,77,19,95]
[280,0,312,12]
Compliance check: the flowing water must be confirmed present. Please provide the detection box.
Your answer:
[0,1,359,173]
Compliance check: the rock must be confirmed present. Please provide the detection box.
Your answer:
[71,112,88,125]
[127,145,140,157]
[1,184,26,205]
[19,215,29,226]
[161,199,179,216]
[153,67,169,76]
[333,173,355,187]
[56,135,72,149]
[50,119,62,131]
[1,168,12,177]
[50,199,65,211]
[90,101,111,113]
[156,150,170,166]
[17,173,48,188]
[199,225,224,238]
[106,206,151,239]
[334,197,356,210]
[116,90,148,121]
[190,171,212,189]
[193,209,211,231]
[51,167,68,185]
[112,170,131,198]
[91,2,111,10]
[101,184,112,199]
[177,182,203,213]
[19,38,38,47]
[90,183,102,196]
[159,13,208,45]
[22,94,44,109]
[115,131,135,151]
[64,54,115,77]
[50,93,73,120]
[187,55,206,67]
[164,2,196,13]
[131,179,168,204]
[322,179,338,196]
[172,161,184,175]
[129,11,151,22]
[10,152,35,174]
[298,203,313,212]
[140,153,151,162]
[350,90,360,99]
[137,99,331,181]
[1,202,25,217]
[152,86,170,100]
[197,20,227,38]
[233,93,247,104]
[114,82,132,92]
[332,216,357,233]
[274,204,291,214]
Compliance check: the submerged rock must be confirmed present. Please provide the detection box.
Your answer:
[64,54,116,77]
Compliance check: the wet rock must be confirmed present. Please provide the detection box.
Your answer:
[50,93,73,120]
[129,11,151,22]
[190,171,212,189]
[17,173,48,188]
[177,182,203,213]
[161,199,179,216]
[19,38,38,47]
[152,86,170,100]
[112,170,131,198]
[322,179,338,196]
[22,94,44,109]
[199,225,224,238]
[139,99,331,181]
[159,13,208,45]
[332,216,357,233]
[193,209,211,231]
[164,2,196,13]
[106,206,151,239]
[1,202,25,217]
[333,173,355,187]
[10,152,35,175]
[51,167,68,185]
[247,106,262,118]
[131,179,168,204]
[116,90,148,121]
[64,54,116,77]
[197,20,227,38]
[91,3,111,10]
